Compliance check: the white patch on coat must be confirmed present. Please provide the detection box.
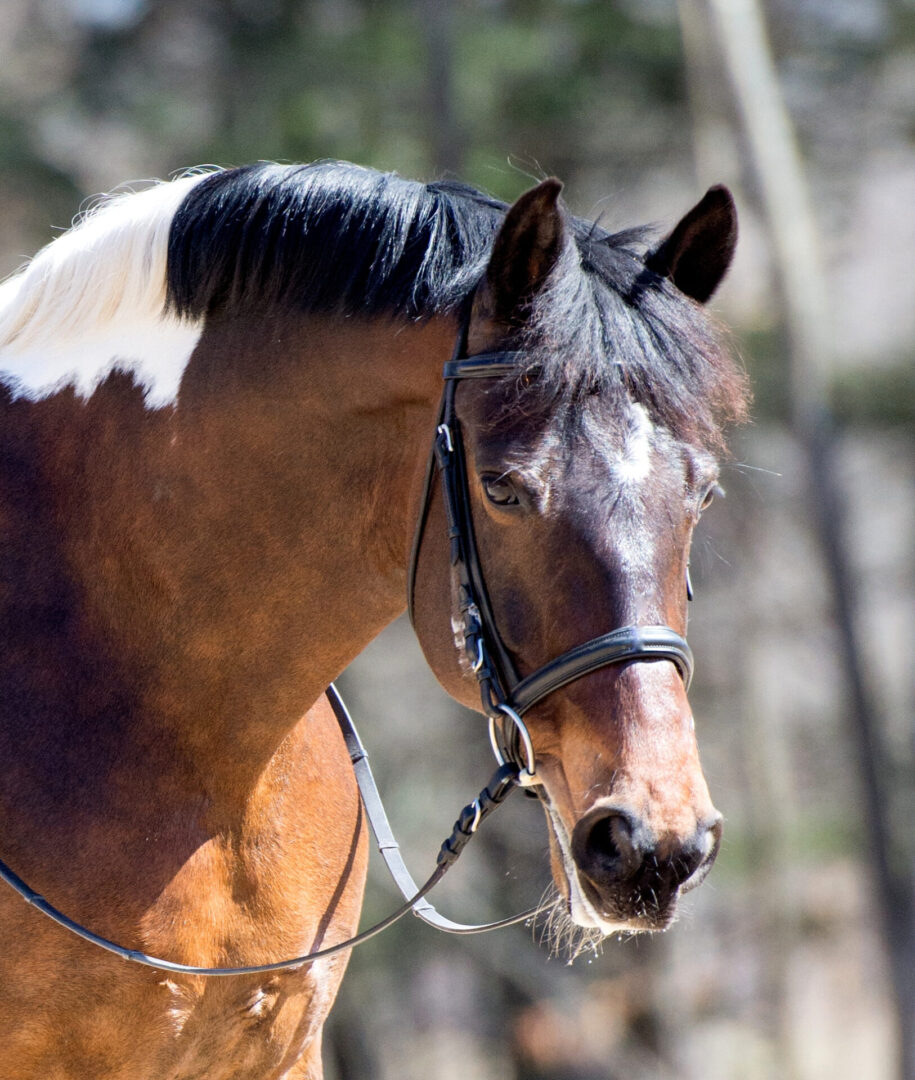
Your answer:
[160,977,196,1037]
[592,401,658,578]
[613,402,654,485]
[0,172,211,407]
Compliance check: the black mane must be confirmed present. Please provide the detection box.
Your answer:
[167,162,505,321]
[166,162,747,449]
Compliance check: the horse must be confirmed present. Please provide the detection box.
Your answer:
[0,161,748,1079]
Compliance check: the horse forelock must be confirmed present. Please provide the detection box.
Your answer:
[516,225,750,456]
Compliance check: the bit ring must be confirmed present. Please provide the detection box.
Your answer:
[487,703,536,777]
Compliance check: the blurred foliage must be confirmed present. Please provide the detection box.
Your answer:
[1,1,702,219]
[832,365,915,426]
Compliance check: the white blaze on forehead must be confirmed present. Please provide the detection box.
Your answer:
[613,401,654,485]
[0,173,209,407]
[587,400,659,580]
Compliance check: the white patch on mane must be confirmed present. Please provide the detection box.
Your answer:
[0,171,213,407]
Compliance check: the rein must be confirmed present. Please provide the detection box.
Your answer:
[0,313,696,976]
[0,685,534,976]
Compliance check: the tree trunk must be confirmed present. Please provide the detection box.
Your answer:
[687,1,915,1075]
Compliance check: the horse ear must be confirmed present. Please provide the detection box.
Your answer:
[644,185,737,303]
[485,178,567,324]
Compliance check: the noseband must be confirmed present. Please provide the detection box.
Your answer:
[407,331,693,778]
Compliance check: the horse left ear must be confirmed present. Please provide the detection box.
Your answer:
[484,178,567,324]
[644,185,737,303]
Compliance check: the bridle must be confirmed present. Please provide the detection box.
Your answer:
[0,305,695,975]
[407,314,693,780]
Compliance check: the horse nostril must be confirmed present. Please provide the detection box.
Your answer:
[572,806,722,896]
[677,815,723,892]
[575,808,643,879]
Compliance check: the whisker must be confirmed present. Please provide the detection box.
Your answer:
[729,461,782,477]
[530,885,604,963]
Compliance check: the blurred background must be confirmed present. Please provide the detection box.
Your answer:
[0,1,912,1077]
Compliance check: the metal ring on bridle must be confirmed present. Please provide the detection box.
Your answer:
[488,703,536,776]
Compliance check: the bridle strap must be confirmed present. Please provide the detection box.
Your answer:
[435,375,520,695]
[510,625,693,716]
[443,352,524,380]
[328,686,538,935]
[409,342,695,774]
[406,349,525,631]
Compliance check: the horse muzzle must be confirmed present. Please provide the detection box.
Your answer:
[551,800,723,933]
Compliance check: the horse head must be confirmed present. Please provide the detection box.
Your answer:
[412,178,744,934]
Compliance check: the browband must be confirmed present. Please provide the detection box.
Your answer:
[443,351,526,380]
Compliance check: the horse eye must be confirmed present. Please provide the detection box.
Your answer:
[700,482,724,512]
[481,473,521,506]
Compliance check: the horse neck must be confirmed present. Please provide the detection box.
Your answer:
[8,313,452,806]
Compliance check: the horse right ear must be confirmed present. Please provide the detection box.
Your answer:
[483,178,567,325]
[644,185,738,303]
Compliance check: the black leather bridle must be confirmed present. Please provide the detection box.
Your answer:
[407,326,693,779]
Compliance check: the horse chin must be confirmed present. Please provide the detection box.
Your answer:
[569,870,681,934]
